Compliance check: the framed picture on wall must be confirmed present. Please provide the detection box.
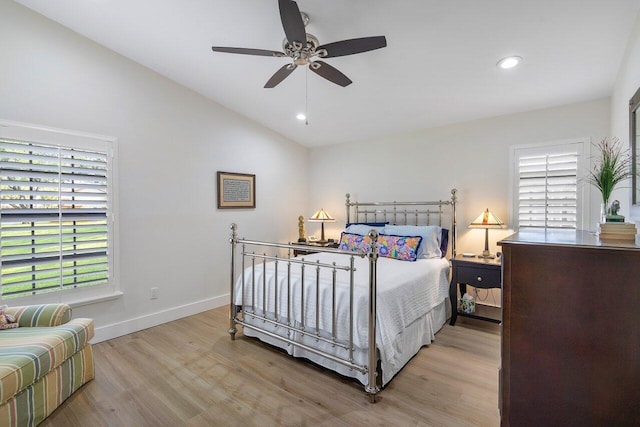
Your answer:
[217,171,256,209]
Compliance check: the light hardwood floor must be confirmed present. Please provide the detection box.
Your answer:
[42,306,500,427]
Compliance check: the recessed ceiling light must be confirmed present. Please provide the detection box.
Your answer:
[296,113,306,121]
[497,56,522,69]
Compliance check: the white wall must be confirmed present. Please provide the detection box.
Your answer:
[611,10,640,222]
[309,98,611,256]
[0,0,626,339]
[0,1,309,341]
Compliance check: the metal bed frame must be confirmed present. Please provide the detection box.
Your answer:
[228,189,457,402]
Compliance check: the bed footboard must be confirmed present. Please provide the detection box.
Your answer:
[229,223,381,402]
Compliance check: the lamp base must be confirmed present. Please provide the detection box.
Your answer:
[477,230,495,259]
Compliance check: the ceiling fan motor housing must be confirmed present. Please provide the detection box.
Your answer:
[283,33,323,65]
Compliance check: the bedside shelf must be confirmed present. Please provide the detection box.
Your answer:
[454,303,501,323]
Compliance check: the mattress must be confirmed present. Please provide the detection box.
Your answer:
[234,252,450,385]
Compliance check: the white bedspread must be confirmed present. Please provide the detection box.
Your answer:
[234,252,450,371]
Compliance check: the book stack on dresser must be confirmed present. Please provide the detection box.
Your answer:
[598,222,637,241]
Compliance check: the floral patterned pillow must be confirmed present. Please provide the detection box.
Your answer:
[338,232,372,252]
[339,232,422,261]
[378,234,422,262]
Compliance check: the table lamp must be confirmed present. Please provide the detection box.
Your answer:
[468,208,505,259]
[309,208,335,243]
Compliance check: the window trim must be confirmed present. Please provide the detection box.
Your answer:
[509,137,591,230]
[0,119,119,305]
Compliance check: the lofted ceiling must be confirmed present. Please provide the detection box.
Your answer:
[14,0,640,147]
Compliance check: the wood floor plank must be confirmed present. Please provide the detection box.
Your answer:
[41,306,500,426]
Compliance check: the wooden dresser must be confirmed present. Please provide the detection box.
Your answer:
[499,229,640,427]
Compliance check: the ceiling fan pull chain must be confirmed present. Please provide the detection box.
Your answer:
[305,66,309,125]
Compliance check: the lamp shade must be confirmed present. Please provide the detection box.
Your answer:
[309,208,335,222]
[468,209,505,229]
[309,208,335,243]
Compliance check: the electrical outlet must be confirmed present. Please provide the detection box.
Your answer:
[150,287,159,299]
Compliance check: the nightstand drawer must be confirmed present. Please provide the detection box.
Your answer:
[457,265,501,287]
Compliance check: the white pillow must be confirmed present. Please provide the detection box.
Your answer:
[382,225,442,259]
[345,224,386,236]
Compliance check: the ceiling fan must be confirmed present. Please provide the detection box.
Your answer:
[211,0,387,88]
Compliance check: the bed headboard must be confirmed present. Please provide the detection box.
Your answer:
[345,189,458,257]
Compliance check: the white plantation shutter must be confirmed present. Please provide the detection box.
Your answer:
[0,138,111,298]
[513,141,585,230]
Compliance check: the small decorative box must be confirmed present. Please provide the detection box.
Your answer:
[459,293,476,314]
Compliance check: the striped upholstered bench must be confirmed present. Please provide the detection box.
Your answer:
[0,304,94,427]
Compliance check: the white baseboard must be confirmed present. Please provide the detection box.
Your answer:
[92,293,229,343]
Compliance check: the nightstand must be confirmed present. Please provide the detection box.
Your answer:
[292,241,339,257]
[449,254,501,325]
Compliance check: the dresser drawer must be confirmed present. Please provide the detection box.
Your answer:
[456,265,501,287]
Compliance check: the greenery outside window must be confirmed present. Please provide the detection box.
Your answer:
[0,121,116,301]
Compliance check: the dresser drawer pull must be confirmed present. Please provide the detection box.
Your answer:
[477,276,482,282]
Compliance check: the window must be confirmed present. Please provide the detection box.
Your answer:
[511,140,587,230]
[0,121,116,301]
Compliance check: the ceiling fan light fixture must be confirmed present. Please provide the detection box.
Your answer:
[497,56,522,69]
[296,113,307,121]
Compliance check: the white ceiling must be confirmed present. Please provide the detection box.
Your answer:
[14,0,640,147]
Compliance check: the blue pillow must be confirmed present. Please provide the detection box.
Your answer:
[440,228,449,258]
[345,221,389,228]
[382,225,442,259]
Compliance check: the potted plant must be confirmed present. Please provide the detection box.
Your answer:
[588,137,633,222]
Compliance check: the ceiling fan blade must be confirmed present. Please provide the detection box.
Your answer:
[264,64,297,88]
[211,46,287,57]
[318,36,387,58]
[279,0,306,45]
[309,61,352,87]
